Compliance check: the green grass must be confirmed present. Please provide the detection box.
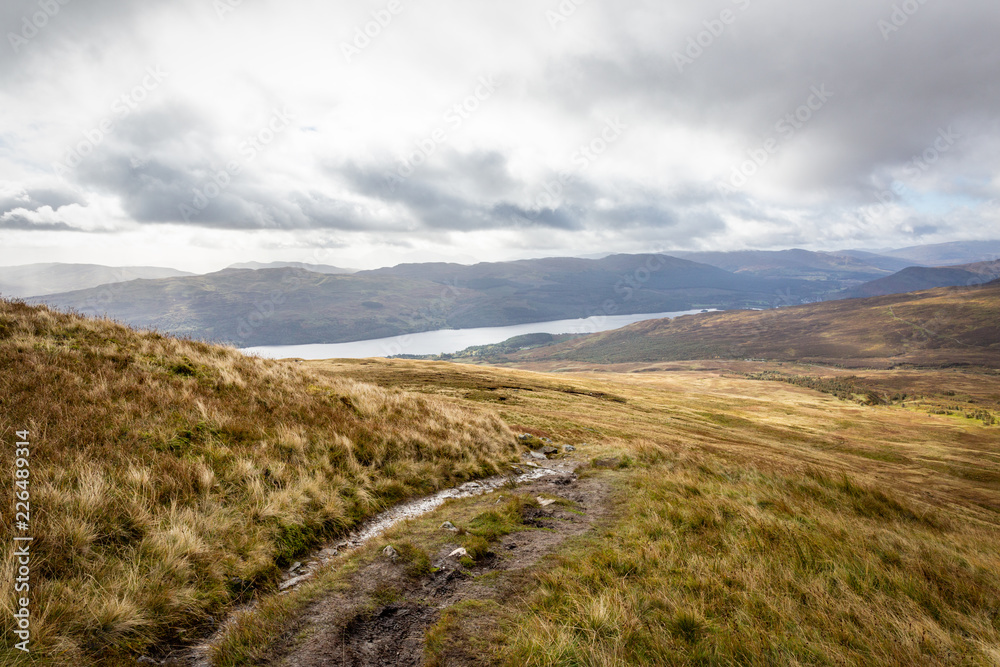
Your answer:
[502,457,1000,666]
[510,282,1000,368]
[0,300,518,664]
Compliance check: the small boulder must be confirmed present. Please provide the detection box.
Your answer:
[440,521,459,532]
[540,446,559,455]
[448,547,469,559]
[383,545,399,561]
[528,450,548,460]
[536,496,556,507]
[563,445,576,453]
[279,574,311,591]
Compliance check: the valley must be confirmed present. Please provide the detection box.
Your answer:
[1,269,998,665]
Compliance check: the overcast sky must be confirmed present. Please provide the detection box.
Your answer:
[1,0,998,271]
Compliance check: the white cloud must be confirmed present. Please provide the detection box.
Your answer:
[1,0,999,270]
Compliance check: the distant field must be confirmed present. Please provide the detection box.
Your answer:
[298,358,1000,666]
[4,298,1000,665]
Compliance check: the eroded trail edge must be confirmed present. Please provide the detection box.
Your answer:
[275,462,611,666]
[183,458,586,665]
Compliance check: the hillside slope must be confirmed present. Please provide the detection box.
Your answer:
[0,300,516,663]
[843,260,1000,298]
[670,248,913,281]
[511,282,1000,368]
[32,255,795,346]
[212,358,1000,666]
[227,261,356,274]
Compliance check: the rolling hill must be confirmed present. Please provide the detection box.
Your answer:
[31,255,800,346]
[669,248,915,283]
[842,260,1000,298]
[508,281,1000,368]
[4,296,1000,665]
[870,239,1000,266]
[0,263,191,298]
[227,261,356,274]
[0,298,516,662]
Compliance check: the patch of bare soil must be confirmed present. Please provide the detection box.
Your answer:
[274,469,612,667]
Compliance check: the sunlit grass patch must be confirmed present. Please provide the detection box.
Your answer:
[503,456,1000,666]
[0,299,518,663]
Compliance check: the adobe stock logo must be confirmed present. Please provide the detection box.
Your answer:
[719,85,833,193]
[341,0,411,63]
[878,0,933,41]
[52,66,169,177]
[179,107,295,222]
[674,0,752,74]
[384,76,502,192]
[7,0,71,54]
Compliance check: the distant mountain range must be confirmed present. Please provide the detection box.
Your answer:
[16,240,1000,347]
[226,261,356,274]
[669,249,914,283]
[31,254,801,346]
[0,263,192,298]
[841,260,1000,299]
[844,240,1000,267]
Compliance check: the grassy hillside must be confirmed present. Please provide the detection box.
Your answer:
[245,358,1000,666]
[509,283,1000,368]
[33,254,811,347]
[3,299,1000,664]
[843,260,1000,299]
[0,300,517,663]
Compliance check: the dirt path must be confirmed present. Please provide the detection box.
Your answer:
[272,466,613,666]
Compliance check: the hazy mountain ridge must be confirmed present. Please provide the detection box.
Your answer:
[0,263,192,298]
[227,261,356,274]
[841,260,1000,299]
[669,248,916,279]
[31,255,803,346]
[849,240,1000,266]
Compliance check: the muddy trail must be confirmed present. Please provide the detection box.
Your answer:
[270,464,612,666]
[156,459,574,665]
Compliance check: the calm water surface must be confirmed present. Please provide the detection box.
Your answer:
[241,309,709,360]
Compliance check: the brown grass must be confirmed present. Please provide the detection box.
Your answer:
[311,357,1000,665]
[507,282,1000,368]
[3,296,1000,665]
[0,300,517,664]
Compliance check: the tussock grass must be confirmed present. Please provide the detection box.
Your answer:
[504,456,1000,666]
[0,300,517,663]
[330,359,1000,665]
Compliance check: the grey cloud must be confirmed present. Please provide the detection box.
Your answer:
[1,0,182,80]
[0,214,75,231]
[3,0,997,255]
[547,0,1000,199]
[0,187,83,215]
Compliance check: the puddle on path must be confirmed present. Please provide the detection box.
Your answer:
[183,459,572,665]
